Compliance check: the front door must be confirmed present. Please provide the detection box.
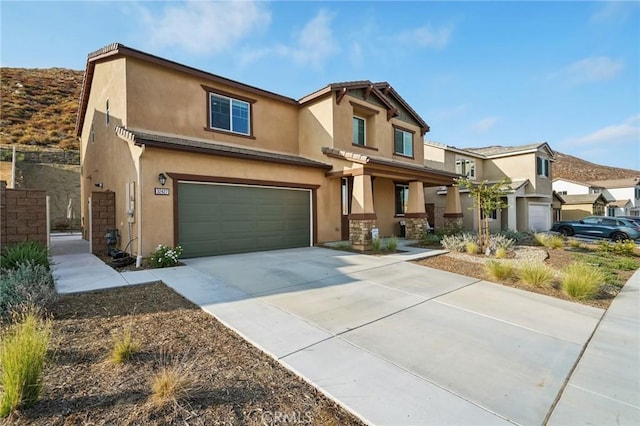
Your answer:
[341,177,352,241]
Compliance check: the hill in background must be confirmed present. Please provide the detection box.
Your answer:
[1,67,83,150]
[1,67,638,179]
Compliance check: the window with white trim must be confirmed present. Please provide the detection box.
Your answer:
[353,116,366,146]
[395,183,409,215]
[537,157,550,177]
[455,158,476,178]
[210,93,250,135]
[394,128,413,157]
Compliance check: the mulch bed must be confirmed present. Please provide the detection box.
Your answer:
[6,283,363,425]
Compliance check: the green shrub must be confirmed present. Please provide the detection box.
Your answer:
[497,230,529,243]
[607,256,640,271]
[149,245,183,268]
[484,260,514,281]
[371,238,382,253]
[519,262,555,288]
[596,240,613,253]
[385,236,398,253]
[0,309,52,417]
[111,326,140,364]
[562,262,604,300]
[435,222,464,237]
[441,233,477,252]
[0,262,56,321]
[465,242,479,254]
[612,240,637,256]
[0,241,50,271]
[419,229,441,246]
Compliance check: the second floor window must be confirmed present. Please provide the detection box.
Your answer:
[394,128,413,157]
[455,158,475,178]
[353,116,366,146]
[537,157,550,177]
[210,93,250,135]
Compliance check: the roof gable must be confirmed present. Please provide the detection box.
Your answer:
[587,177,640,188]
[465,142,554,159]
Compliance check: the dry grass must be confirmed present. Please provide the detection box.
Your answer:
[110,326,140,364]
[484,260,514,281]
[519,262,555,288]
[150,352,201,407]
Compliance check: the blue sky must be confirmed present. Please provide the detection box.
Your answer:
[2,1,639,170]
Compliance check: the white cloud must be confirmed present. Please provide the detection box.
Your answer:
[276,9,338,68]
[590,2,638,24]
[551,56,624,85]
[137,0,271,55]
[564,115,640,146]
[472,116,500,132]
[397,23,453,50]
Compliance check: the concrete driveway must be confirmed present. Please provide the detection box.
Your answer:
[156,247,609,425]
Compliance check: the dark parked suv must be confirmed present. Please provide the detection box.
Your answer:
[551,216,639,241]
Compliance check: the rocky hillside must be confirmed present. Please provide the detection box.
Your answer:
[553,151,638,182]
[1,67,83,150]
[1,68,638,180]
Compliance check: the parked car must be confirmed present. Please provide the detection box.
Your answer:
[619,215,640,228]
[551,216,639,241]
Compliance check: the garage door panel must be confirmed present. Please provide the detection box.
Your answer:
[178,183,311,257]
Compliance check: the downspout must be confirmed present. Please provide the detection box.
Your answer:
[134,144,145,268]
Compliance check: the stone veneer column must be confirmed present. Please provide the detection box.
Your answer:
[349,174,376,250]
[443,185,464,229]
[403,181,429,240]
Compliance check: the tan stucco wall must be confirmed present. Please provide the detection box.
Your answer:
[486,152,552,196]
[125,58,300,155]
[562,204,595,221]
[372,178,400,237]
[139,148,340,256]
[80,58,138,247]
[299,96,334,160]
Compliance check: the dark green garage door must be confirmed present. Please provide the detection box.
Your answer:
[178,182,311,258]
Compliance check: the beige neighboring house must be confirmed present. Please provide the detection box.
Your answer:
[552,177,640,218]
[559,193,607,221]
[423,142,555,232]
[77,43,463,259]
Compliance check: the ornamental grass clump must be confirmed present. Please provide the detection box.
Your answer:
[484,260,514,281]
[562,262,604,300]
[371,238,382,253]
[149,245,183,268]
[150,352,201,407]
[385,236,398,253]
[0,241,51,271]
[111,326,140,364]
[534,233,564,249]
[0,308,52,417]
[465,242,479,254]
[519,262,555,288]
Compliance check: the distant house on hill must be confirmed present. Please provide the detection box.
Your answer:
[552,177,640,218]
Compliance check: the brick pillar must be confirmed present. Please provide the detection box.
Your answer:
[90,191,115,255]
[0,181,7,252]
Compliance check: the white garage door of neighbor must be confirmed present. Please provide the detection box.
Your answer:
[529,204,551,232]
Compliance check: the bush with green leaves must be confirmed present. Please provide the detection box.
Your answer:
[441,233,477,252]
[419,227,442,246]
[385,236,398,253]
[562,262,604,300]
[371,238,382,253]
[519,262,555,288]
[149,245,183,268]
[497,230,529,243]
[0,309,52,417]
[0,241,51,271]
[0,261,56,320]
[598,240,637,256]
[484,260,514,281]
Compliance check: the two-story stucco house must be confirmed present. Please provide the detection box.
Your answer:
[76,43,463,261]
[552,177,640,218]
[423,142,556,232]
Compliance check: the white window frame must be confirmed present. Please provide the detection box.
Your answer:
[209,93,251,136]
[455,157,476,178]
[353,115,366,146]
[537,157,550,178]
[394,128,413,157]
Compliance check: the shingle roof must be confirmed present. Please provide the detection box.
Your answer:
[608,199,631,207]
[115,127,332,170]
[465,143,553,158]
[588,177,640,188]
[560,193,607,204]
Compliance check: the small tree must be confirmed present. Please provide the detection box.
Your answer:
[455,177,512,253]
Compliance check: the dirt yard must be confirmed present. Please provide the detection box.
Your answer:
[6,283,363,426]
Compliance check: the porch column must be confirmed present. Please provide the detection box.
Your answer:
[404,181,429,240]
[443,185,463,229]
[507,194,517,231]
[349,174,376,250]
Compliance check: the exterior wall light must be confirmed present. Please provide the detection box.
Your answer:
[158,173,168,186]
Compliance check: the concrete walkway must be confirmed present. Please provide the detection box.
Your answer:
[51,235,640,425]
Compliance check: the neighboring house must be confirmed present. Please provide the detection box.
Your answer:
[559,194,607,221]
[423,142,555,232]
[552,177,640,218]
[552,191,565,222]
[77,43,462,259]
